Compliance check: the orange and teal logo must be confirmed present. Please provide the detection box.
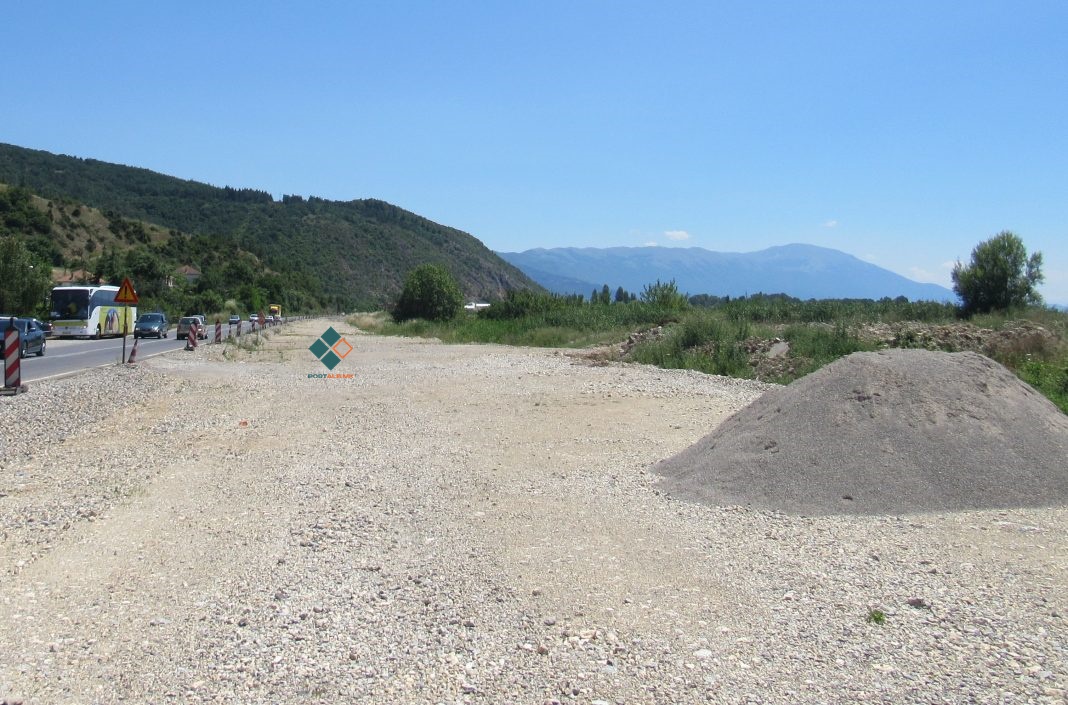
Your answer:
[309,326,352,370]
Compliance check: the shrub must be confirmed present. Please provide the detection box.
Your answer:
[953,231,1044,315]
[482,289,566,320]
[640,279,689,311]
[866,609,887,625]
[392,264,463,322]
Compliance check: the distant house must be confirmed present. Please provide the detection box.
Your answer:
[177,265,201,284]
[464,301,491,312]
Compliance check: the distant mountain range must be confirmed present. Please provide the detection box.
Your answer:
[498,244,957,302]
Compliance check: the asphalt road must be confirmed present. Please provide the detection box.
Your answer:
[15,321,261,384]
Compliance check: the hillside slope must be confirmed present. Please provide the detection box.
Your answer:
[0,143,538,309]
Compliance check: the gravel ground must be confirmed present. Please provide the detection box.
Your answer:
[1,320,1065,704]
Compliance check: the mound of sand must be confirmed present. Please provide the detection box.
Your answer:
[655,349,1068,515]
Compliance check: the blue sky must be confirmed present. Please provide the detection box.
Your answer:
[4,1,1067,302]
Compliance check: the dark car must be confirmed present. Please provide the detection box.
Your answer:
[0,317,46,358]
[37,319,54,337]
[176,316,207,340]
[134,312,169,339]
[228,314,241,325]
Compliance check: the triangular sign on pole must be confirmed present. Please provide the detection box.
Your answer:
[115,277,139,305]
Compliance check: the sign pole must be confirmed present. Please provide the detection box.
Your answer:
[113,277,139,364]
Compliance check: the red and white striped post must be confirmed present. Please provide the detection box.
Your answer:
[186,322,198,351]
[215,320,222,344]
[3,317,22,393]
[127,337,140,364]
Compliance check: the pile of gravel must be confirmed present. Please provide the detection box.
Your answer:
[655,349,1068,515]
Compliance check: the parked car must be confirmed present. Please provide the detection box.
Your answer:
[176,316,207,340]
[0,317,46,357]
[134,312,169,339]
[228,314,241,325]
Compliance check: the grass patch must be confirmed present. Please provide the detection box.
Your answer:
[356,301,673,349]
[1016,359,1068,414]
[866,609,887,625]
[779,323,879,380]
[628,316,755,377]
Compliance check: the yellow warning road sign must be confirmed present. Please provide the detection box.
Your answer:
[115,277,139,305]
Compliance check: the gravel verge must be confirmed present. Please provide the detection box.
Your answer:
[1,320,1065,704]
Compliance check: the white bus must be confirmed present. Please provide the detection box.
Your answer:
[50,285,137,339]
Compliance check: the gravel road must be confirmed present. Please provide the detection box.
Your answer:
[1,320,1065,704]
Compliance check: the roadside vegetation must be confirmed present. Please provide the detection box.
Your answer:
[363,239,1068,414]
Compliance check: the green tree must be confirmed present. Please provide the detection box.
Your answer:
[640,279,689,311]
[952,231,1044,315]
[0,186,51,235]
[123,248,171,298]
[392,264,463,322]
[0,235,52,315]
[196,289,225,316]
[237,283,267,313]
[95,246,123,284]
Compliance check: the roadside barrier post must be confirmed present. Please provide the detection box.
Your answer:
[186,322,198,351]
[215,320,222,344]
[127,337,140,364]
[3,317,23,394]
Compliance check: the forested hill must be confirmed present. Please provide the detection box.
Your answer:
[0,142,538,310]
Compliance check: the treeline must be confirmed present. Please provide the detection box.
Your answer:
[540,283,960,325]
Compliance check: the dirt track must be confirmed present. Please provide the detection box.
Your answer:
[1,320,1065,704]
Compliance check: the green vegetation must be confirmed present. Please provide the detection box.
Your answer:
[393,264,464,322]
[1017,361,1068,413]
[953,231,1044,315]
[640,279,689,311]
[362,287,1068,414]
[0,142,538,319]
[373,289,678,347]
[866,609,887,625]
[0,234,52,315]
[716,294,959,324]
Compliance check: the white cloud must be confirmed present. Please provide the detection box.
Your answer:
[664,230,691,241]
[823,219,838,228]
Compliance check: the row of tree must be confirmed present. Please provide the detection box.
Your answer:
[390,232,1047,323]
